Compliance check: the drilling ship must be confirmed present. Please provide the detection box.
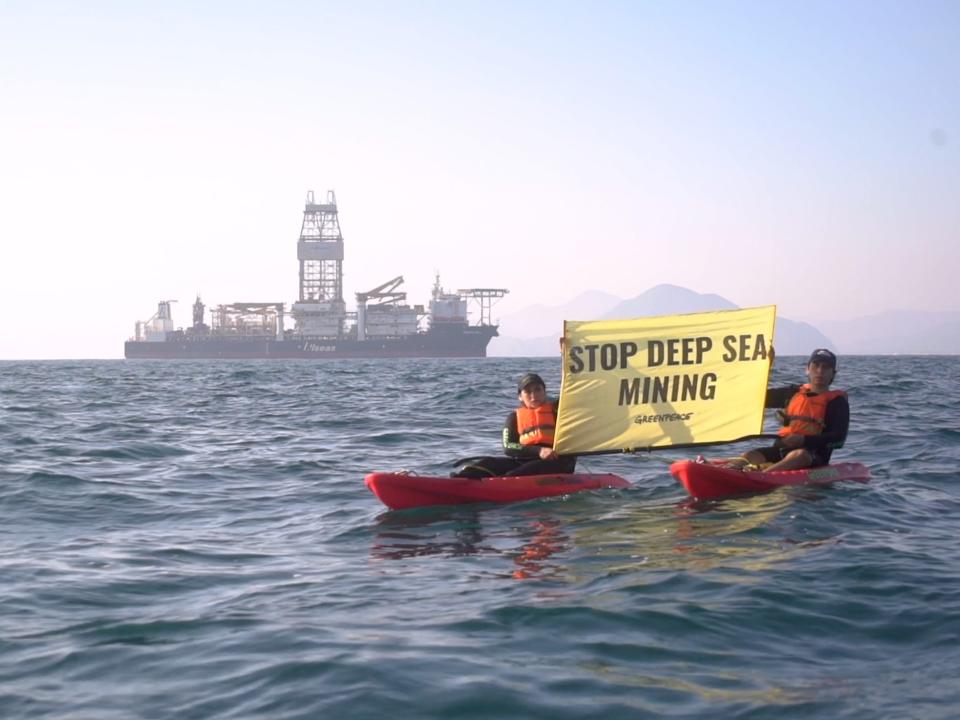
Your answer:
[124,191,507,359]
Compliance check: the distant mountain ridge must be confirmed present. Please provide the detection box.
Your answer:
[600,283,737,318]
[489,284,960,356]
[818,310,960,354]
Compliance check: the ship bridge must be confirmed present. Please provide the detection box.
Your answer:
[428,275,508,328]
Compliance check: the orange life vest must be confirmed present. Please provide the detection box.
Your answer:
[778,384,846,437]
[516,403,557,446]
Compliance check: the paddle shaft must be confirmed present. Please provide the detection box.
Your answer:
[454,433,781,464]
[568,433,782,457]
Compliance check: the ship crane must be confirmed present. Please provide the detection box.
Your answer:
[156,299,177,318]
[356,276,412,341]
[356,276,407,307]
[134,300,177,341]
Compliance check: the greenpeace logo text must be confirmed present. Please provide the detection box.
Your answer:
[633,412,694,425]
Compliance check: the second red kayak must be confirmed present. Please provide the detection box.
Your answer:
[365,472,631,510]
[670,460,871,500]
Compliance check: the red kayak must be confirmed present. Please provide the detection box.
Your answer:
[671,460,871,500]
[365,472,631,510]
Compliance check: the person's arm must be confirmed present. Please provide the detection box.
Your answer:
[542,397,561,460]
[767,385,801,448]
[766,385,800,409]
[503,411,539,458]
[801,394,849,454]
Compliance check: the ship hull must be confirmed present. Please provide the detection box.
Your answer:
[124,325,497,359]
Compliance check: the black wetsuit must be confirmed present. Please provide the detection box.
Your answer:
[453,400,577,478]
[754,385,849,466]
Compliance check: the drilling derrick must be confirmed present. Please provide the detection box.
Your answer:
[292,190,347,338]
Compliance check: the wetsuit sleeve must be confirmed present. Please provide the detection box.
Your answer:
[765,385,800,409]
[503,411,539,458]
[801,394,849,454]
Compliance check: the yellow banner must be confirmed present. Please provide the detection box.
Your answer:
[553,306,776,454]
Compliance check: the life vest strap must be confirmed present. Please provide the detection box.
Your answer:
[782,414,825,428]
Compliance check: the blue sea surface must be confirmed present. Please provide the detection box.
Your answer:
[1,356,958,719]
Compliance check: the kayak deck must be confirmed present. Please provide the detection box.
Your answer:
[670,460,871,500]
[365,472,631,510]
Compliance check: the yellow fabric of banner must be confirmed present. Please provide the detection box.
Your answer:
[553,306,776,454]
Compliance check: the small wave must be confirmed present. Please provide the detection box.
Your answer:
[5,405,57,416]
[80,444,192,460]
[23,470,90,487]
[932,427,960,441]
[368,431,423,445]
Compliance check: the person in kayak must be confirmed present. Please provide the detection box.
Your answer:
[452,372,577,478]
[722,348,849,472]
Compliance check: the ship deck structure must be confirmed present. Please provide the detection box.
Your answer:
[125,191,507,359]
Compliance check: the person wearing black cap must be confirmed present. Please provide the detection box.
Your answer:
[725,348,849,472]
[451,372,577,478]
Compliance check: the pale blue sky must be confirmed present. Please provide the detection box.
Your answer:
[1,1,957,358]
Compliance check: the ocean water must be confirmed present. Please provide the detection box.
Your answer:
[1,356,958,720]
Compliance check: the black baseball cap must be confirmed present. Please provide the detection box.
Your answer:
[518,373,546,392]
[808,348,837,369]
